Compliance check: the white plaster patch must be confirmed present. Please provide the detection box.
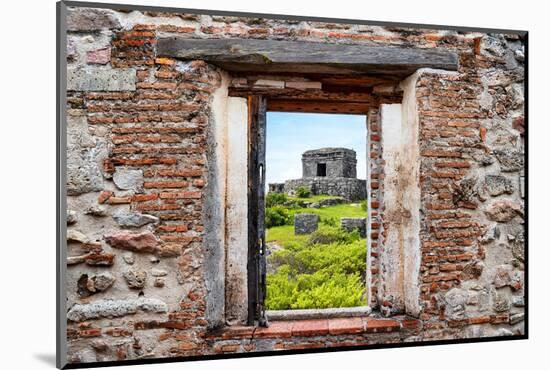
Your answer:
[225,97,249,324]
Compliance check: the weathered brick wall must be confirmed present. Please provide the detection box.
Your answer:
[366,108,384,308]
[415,41,525,339]
[64,5,525,364]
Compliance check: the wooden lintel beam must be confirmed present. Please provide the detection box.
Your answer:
[157,38,458,76]
[266,99,371,115]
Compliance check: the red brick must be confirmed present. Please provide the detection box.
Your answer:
[144,181,189,189]
[78,328,102,337]
[291,319,329,337]
[108,196,132,204]
[159,191,201,199]
[98,190,113,204]
[400,319,421,330]
[254,321,294,339]
[468,316,491,325]
[178,342,199,351]
[364,319,401,333]
[328,317,364,335]
[434,161,471,168]
[154,57,176,66]
[421,149,462,158]
[131,193,158,202]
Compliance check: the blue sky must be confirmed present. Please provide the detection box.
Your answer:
[266,112,367,185]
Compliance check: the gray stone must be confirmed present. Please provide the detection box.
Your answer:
[509,312,525,325]
[461,262,484,280]
[123,269,147,289]
[122,252,135,265]
[472,152,495,166]
[480,226,500,244]
[67,7,122,31]
[285,177,366,201]
[512,296,525,307]
[444,288,468,320]
[341,217,367,238]
[77,272,115,297]
[154,278,165,288]
[485,200,523,222]
[494,150,524,172]
[151,269,168,277]
[512,237,525,263]
[67,297,167,322]
[113,168,144,192]
[484,175,514,196]
[67,67,136,92]
[294,213,320,235]
[84,205,108,217]
[67,116,106,195]
[67,38,77,61]
[67,229,89,243]
[113,212,159,228]
[493,265,513,288]
[93,273,116,291]
[495,328,514,336]
[67,210,78,225]
[492,292,511,312]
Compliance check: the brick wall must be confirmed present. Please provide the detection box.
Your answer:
[64,5,525,364]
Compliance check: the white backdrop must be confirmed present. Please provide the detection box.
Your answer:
[0,0,543,368]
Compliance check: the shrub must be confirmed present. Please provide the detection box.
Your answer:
[266,192,288,208]
[320,216,338,227]
[306,226,360,246]
[265,206,292,228]
[265,239,367,310]
[296,186,311,198]
[360,200,368,211]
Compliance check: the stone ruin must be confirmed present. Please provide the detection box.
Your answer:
[270,147,367,201]
[60,4,525,365]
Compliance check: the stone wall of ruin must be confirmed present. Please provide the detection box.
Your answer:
[63,5,525,364]
[284,177,367,201]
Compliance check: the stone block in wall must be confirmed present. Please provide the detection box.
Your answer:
[294,213,319,235]
[67,7,122,31]
[67,67,136,91]
[341,217,367,238]
[67,115,107,195]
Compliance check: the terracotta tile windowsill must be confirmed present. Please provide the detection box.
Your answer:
[207,316,421,340]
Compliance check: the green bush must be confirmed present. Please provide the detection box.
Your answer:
[320,217,338,227]
[296,186,311,198]
[306,226,360,246]
[360,200,368,211]
[266,192,288,208]
[265,239,367,310]
[265,206,292,228]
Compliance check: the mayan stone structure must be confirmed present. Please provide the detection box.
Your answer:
[62,4,525,365]
[281,148,367,200]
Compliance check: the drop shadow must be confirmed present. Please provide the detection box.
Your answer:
[34,353,57,367]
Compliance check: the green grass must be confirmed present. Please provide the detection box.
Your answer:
[305,203,366,219]
[265,194,368,310]
[266,237,367,310]
[266,225,309,245]
[266,203,366,245]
